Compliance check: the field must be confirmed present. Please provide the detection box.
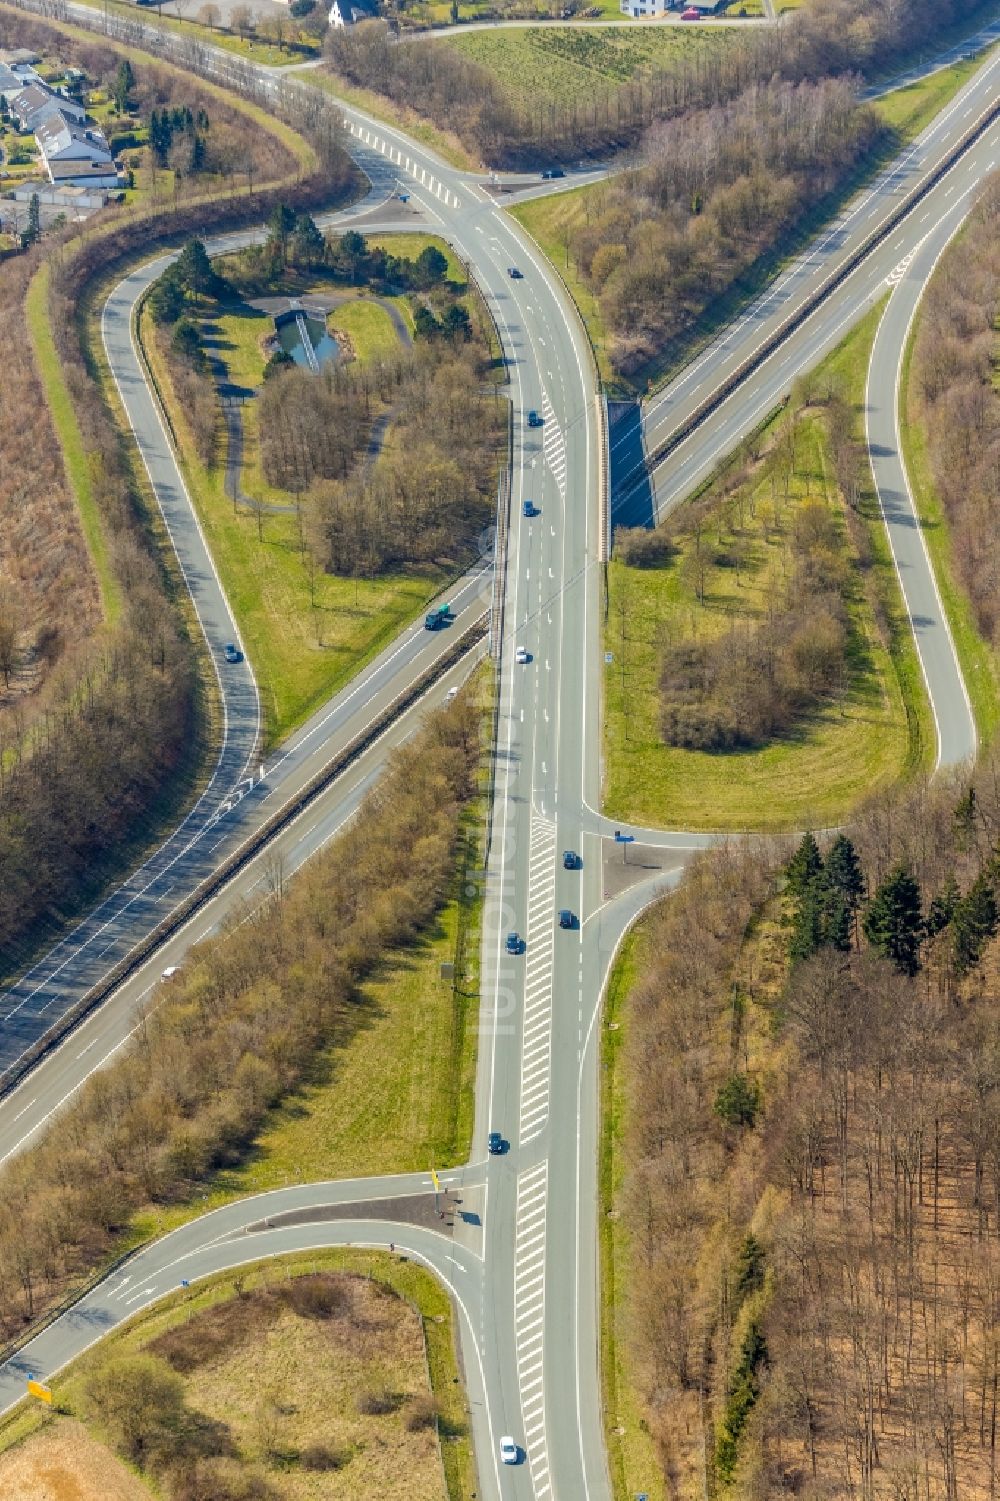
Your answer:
[602,306,933,831]
[447,23,735,106]
[0,1252,472,1501]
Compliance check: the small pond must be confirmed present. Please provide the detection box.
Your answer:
[275,311,339,371]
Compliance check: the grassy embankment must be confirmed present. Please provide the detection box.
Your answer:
[602,304,934,831]
[142,236,484,748]
[0,1252,473,1501]
[897,260,1000,747]
[511,45,993,393]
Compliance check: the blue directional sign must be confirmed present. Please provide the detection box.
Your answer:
[614,830,636,844]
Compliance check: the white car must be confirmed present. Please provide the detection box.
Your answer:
[500,1435,519,1465]
[515,647,530,664]
[161,966,180,981]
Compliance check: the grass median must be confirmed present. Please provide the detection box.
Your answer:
[602,304,933,832]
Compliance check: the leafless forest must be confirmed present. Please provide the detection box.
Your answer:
[0,11,354,974]
[911,175,1000,648]
[618,759,1000,1499]
[261,347,505,576]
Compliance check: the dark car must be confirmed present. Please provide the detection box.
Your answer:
[507,266,523,279]
[527,410,543,428]
[541,167,566,179]
[523,500,535,518]
[506,931,522,955]
[223,643,242,663]
[558,909,575,930]
[488,1131,505,1155]
[563,850,580,870]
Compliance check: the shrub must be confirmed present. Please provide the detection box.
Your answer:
[357,1387,403,1415]
[300,1442,352,1470]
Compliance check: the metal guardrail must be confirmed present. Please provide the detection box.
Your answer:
[595,393,610,563]
[621,86,1000,502]
[0,617,488,1104]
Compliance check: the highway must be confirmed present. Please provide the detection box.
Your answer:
[0,184,493,1085]
[612,30,1000,524]
[0,7,996,1498]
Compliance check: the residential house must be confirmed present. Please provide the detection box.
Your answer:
[329,0,379,27]
[10,82,85,132]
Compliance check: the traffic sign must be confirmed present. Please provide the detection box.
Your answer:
[614,830,635,844]
[27,1379,52,1404]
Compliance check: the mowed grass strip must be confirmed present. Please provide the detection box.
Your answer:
[25,266,123,624]
[330,296,407,358]
[603,307,930,832]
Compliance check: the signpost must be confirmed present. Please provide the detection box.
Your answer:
[614,830,636,865]
[431,1167,442,1217]
[26,1379,52,1404]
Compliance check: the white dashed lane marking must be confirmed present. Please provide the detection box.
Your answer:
[519,814,555,1145]
[516,1161,551,1498]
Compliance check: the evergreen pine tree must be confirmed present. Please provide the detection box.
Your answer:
[785,832,823,900]
[925,876,960,937]
[952,874,999,976]
[789,879,825,962]
[863,864,923,975]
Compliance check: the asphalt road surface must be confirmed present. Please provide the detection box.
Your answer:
[1,10,997,1499]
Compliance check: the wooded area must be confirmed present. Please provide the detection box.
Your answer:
[0,10,354,974]
[0,697,482,1343]
[911,175,1000,649]
[573,78,883,379]
[615,757,1000,1498]
[324,0,989,168]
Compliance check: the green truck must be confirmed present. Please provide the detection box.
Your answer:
[424,603,453,631]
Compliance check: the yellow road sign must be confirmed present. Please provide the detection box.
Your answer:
[430,1168,441,1193]
[27,1379,52,1404]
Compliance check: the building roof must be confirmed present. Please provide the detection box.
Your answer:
[11,82,84,123]
[36,112,112,163]
[47,158,120,183]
